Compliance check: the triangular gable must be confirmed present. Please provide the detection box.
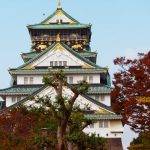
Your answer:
[41,8,79,24]
[18,42,98,69]
[6,85,115,115]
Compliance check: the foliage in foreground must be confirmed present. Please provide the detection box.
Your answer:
[0,71,106,150]
[112,51,150,132]
[128,131,150,150]
[0,107,106,150]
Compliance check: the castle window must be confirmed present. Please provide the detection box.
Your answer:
[24,77,28,84]
[95,95,99,101]
[12,96,21,103]
[89,123,94,128]
[89,76,93,83]
[30,77,34,84]
[99,121,109,128]
[68,76,73,84]
[24,77,34,84]
[100,95,105,101]
[17,97,21,102]
[59,61,62,66]
[60,19,63,23]
[56,19,59,23]
[55,61,58,66]
[50,61,67,67]
[83,76,87,82]
[63,61,67,67]
[50,61,53,66]
[12,97,16,103]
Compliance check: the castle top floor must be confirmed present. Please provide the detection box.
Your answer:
[27,5,92,52]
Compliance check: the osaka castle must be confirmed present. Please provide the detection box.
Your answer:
[0,1,123,149]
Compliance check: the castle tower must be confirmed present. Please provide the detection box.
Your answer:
[0,2,123,149]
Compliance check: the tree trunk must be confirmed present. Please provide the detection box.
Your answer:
[57,121,67,150]
[67,141,73,150]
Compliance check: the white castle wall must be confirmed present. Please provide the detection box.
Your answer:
[89,94,111,106]
[83,120,123,138]
[6,96,26,107]
[17,75,43,85]
[17,74,100,85]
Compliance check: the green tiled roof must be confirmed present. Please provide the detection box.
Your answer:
[3,84,114,114]
[15,42,103,70]
[80,51,97,57]
[84,114,122,120]
[88,85,112,94]
[27,24,91,30]
[9,68,108,75]
[27,8,91,30]
[21,51,97,63]
[0,84,111,96]
[21,51,38,62]
[0,85,42,96]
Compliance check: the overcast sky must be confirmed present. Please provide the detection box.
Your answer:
[0,0,149,149]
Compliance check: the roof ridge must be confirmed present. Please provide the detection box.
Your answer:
[22,51,38,55]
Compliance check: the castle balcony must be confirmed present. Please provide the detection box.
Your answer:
[32,35,87,42]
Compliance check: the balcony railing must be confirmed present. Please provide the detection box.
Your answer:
[32,35,87,42]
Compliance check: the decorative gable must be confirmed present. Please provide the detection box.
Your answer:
[23,86,115,115]
[46,10,73,24]
[42,9,78,24]
[23,43,94,69]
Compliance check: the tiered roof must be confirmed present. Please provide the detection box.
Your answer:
[0,4,120,123]
[16,42,101,69]
[27,8,91,30]
[21,50,97,63]
[14,42,105,71]
[0,84,111,96]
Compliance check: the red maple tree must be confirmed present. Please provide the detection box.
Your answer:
[111,51,150,132]
[0,107,57,149]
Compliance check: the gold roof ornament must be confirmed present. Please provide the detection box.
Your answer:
[56,33,61,42]
[72,44,82,49]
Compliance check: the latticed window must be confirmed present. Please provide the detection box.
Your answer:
[89,76,93,83]
[12,96,21,103]
[17,97,21,102]
[63,61,67,67]
[83,76,87,81]
[89,123,94,128]
[68,76,73,84]
[12,97,16,103]
[95,95,99,101]
[50,61,53,66]
[30,77,34,84]
[55,61,58,66]
[100,95,105,101]
[59,61,62,66]
[99,121,109,128]
[24,77,28,84]
[50,61,67,67]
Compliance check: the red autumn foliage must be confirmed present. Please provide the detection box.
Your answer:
[111,51,150,132]
[0,107,57,149]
